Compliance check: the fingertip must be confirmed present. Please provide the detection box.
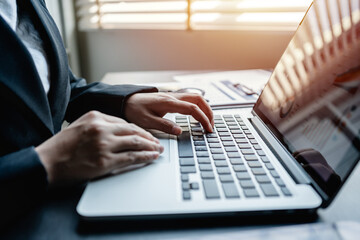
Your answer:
[159,145,164,153]
[147,151,160,160]
[172,125,182,135]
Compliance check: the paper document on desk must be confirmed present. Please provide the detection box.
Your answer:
[173,69,272,107]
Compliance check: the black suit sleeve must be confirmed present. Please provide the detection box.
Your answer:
[65,70,158,122]
[0,147,48,226]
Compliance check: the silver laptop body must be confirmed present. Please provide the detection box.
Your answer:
[77,0,360,220]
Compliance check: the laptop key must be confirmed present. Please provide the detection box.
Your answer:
[247,134,255,139]
[228,125,240,130]
[236,172,251,180]
[244,155,258,161]
[247,161,262,168]
[235,138,248,144]
[253,144,262,150]
[182,182,190,190]
[229,158,243,165]
[257,150,266,156]
[198,157,211,164]
[238,143,251,149]
[217,167,231,174]
[275,178,285,187]
[175,116,187,120]
[180,166,196,173]
[206,133,218,138]
[241,126,249,130]
[183,191,191,200]
[195,146,207,151]
[223,141,235,147]
[239,180,255,188]
[217,128,228,132]
[199,164,213,171]
[249,139,258,145]
[177,131,194,157]
[207,138,220,143]
[255,175,271,183]
[181,126,190,132]
[191,126,203,131]
[211,148,224,154]
[243,188,260,198]
[203,180,221,199]
[196,152,209,157]
[192,132,203,136]
[241,149,254,155]
[190,182,200,190]
[193,136,204,141]
[260,183,279,197]
[194,141,206,146]
[218,132,231,137]
[222,183,240,198]
[209,143,222,148]
[180,158,195,166]
[181,174,189,182]
[233,133,245,139]
[212,154,226,160]
[219,174,234,182]
[251,167,266,175]
[230,130,242,134]
[233,165,247,172]
[261,156,270,163]
[281,187,292,196]
[214,161,228,167]
[227,152,241,158]
[270,170,280,178]
[201,172,215,179]
[220,137,233,141]
[224,147,238,152]
[265,162,274,170]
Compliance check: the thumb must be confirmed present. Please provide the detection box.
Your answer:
[149,117,182,135]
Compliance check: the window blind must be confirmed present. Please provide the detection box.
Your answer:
[76,0,313,30]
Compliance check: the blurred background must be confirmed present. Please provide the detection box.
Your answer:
[45,0,312,82]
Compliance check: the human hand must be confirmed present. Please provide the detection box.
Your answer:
[35,111,163,186]
[124,92,214,135]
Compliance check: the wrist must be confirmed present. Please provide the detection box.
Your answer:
[35,145,56,185]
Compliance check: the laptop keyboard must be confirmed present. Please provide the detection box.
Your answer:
[176,114,292,201]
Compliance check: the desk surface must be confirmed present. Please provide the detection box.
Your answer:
[2,71,359,239]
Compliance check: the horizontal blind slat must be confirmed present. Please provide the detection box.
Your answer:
[75,0,313,30]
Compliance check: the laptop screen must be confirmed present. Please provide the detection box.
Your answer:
[253,0,360,199]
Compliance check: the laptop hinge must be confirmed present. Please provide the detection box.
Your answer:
[250,115,312,185]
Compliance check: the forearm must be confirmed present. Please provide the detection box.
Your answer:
[65,82,158,122]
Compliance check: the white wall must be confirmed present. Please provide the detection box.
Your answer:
[78,29,294,82]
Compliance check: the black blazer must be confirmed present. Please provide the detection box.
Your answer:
[0,0,157,224]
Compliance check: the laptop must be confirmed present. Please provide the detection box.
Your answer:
[77,0,360,220]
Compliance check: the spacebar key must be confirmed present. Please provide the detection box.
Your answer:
[177,131,194,157]
[203,180,220,199]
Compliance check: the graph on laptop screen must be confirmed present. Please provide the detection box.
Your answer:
[254,0,360,197]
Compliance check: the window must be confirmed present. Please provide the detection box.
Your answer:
[76,0,313,31]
